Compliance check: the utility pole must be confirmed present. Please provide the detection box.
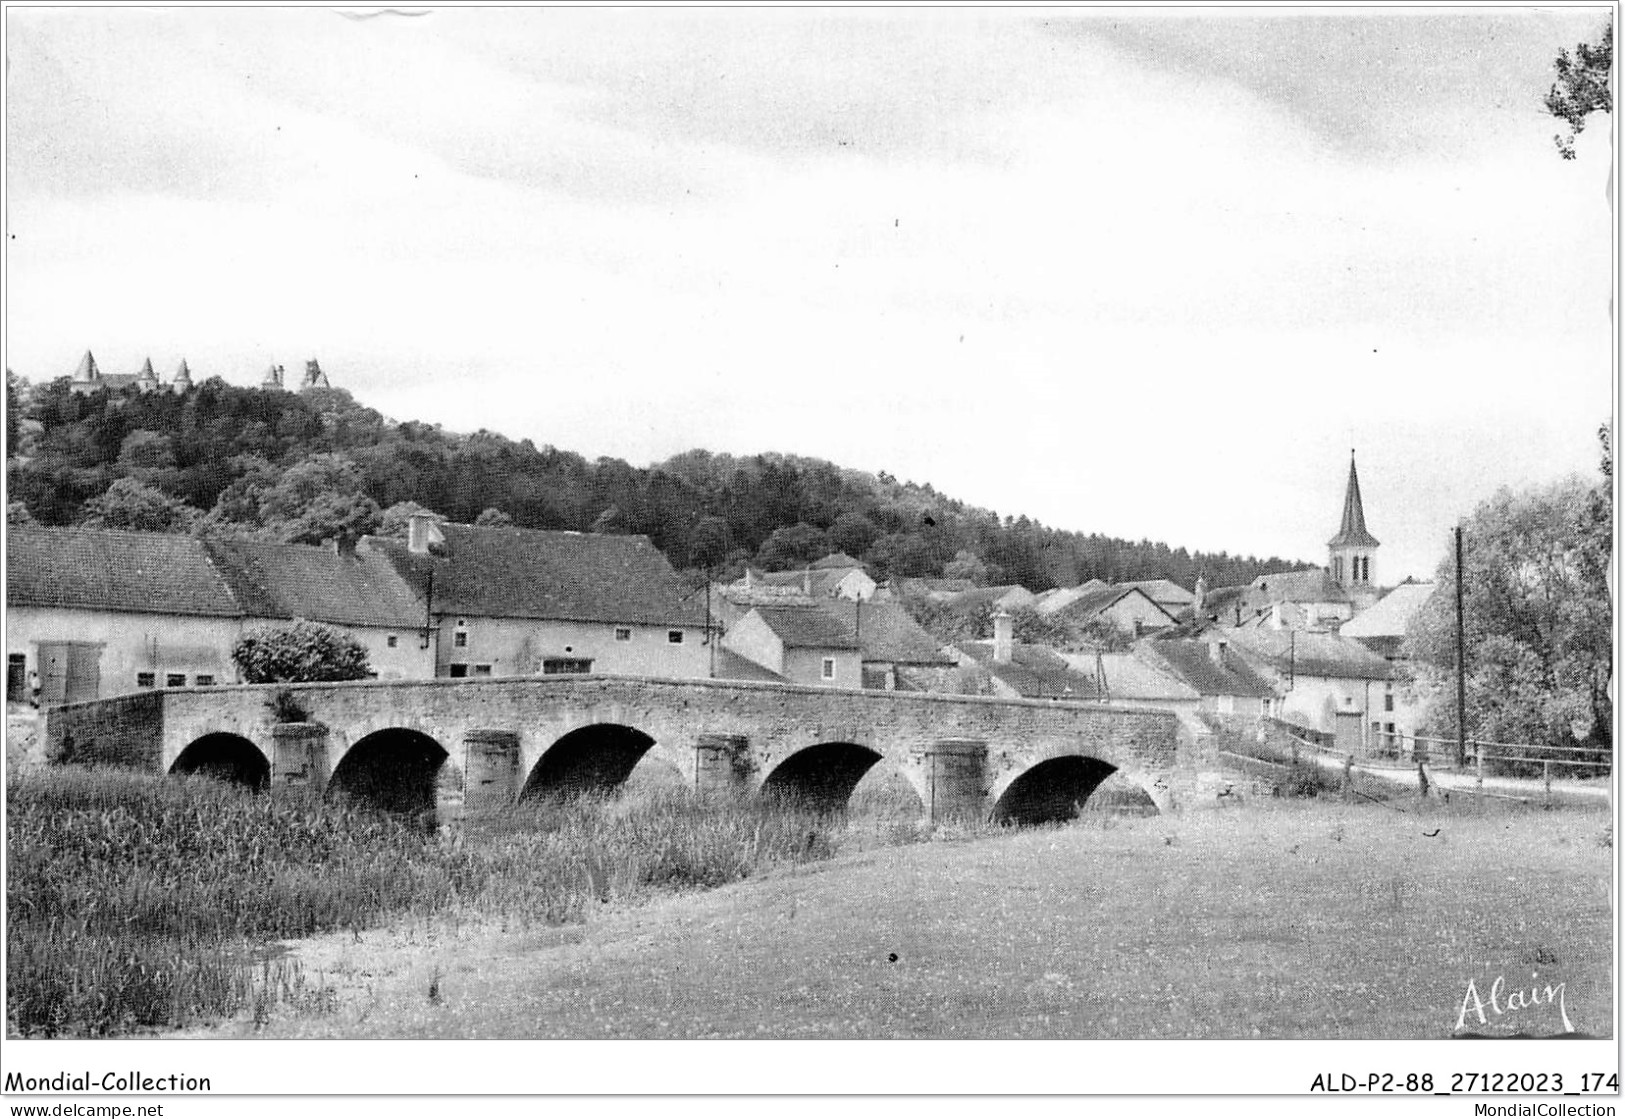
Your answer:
[1454,524,1468,768]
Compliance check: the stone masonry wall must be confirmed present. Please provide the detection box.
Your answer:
[83,674,1189,811]
[46,690,165,769]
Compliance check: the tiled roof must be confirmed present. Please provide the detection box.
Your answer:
[1119,578,1195,606]
[959,641,1104,700]
[853,601,956,665]
[943,585,1037,611]
[1340,582,1437,639]
[204,539,423,629]
[751,604,862,650]
[1251,568,1349,603]
[1224,628,1395,681]
[1033,580,1109,616]
[1140,639,1280,699]
[1075,651,1199,702]
[714,648,788,683]
[365,524,707,627]
[6,527,242,617]
[893,577,976,600]
[1046,583,1176,623]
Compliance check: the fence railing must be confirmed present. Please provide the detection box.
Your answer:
[1257,717,1611,807]
[1263,717,1611,775]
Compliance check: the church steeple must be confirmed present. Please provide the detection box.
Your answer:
[1328,451,1378,589]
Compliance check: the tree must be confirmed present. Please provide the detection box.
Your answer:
[474,507,514,528]
[232,620,372,684]
[1404,462,1611,755]
[864,532,932,579]
[81,477,201,533]
[688,515,731,573]
[943,549,991,585]
[591,504,629,535]
[755,522,829,570]
[1547,20,1612,159]
[8,500,35,525]
[828,511,878,557]
[255,454,381,545]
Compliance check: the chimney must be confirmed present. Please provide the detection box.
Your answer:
[1194,575,1207,613]
[1209,639,1227,667]
[993,609,1014,665]
[803,568,812,595]
[408,513,433,555]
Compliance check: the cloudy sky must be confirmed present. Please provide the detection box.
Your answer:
[5,7,1614,582]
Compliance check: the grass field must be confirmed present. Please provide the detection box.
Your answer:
[9,765,1613,1040]
[237,797,1614,1041]
[5,767,857,1037]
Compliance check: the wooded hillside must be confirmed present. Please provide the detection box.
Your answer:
[5,373,1305,588]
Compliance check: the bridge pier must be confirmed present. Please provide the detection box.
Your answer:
[271,723,330,801]
[694,733,751,798]
[463,728,521,815]
[914,738,987,822]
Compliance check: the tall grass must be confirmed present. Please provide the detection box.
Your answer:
[6,770,853,1037]
[7,769,474,1036]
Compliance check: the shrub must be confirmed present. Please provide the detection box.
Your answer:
[232,621,371,684]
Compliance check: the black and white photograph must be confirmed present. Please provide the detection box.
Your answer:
[1,2,1617,1108]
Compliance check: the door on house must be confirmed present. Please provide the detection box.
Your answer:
[37,642,102,705]
[6,654,26,703]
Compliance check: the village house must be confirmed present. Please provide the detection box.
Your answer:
[1117,579,1197,619]
[720,604,862,688]
[1033,579,1110,617]
[738,553,876,600]
[1216,627,1418,753]
[1339,581,1437,662]
[363,516,711,680]
[1133,638,1280,724]
[5,526,431,703]
[1042,583,1178,637]
[1070,650,1200,717]
[889,576,977,602]
[953,612,1105,701]
[942,584,1038,614]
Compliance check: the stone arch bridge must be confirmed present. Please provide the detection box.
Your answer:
[45,675,1191,824]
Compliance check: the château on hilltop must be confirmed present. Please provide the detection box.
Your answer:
[67,350,330,396]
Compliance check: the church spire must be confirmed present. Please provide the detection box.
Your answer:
[1327,451,1379,549]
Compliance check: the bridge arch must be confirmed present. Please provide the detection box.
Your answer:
[169,732,269,790]
[522,723,657,800]
[328,727,448,822]
[760,741,883,813]
[989,754,1120,826]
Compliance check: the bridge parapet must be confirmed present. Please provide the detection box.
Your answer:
[44,673,1190,819]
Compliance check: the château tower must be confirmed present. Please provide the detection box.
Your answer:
[1327,452,1379,590]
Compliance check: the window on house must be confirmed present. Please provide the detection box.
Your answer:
[1384,692,1394,712]
[195,674,215,687]
[136,672,156,688]
[453,630,468,648]
[614,627,633,642]
[543,658,593,675]
[448,663,468,678]
[472,664,493,677]
[387,635,398,648]
[166,673,187,688]
[821,657,836,680]
[667,630,684,644]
